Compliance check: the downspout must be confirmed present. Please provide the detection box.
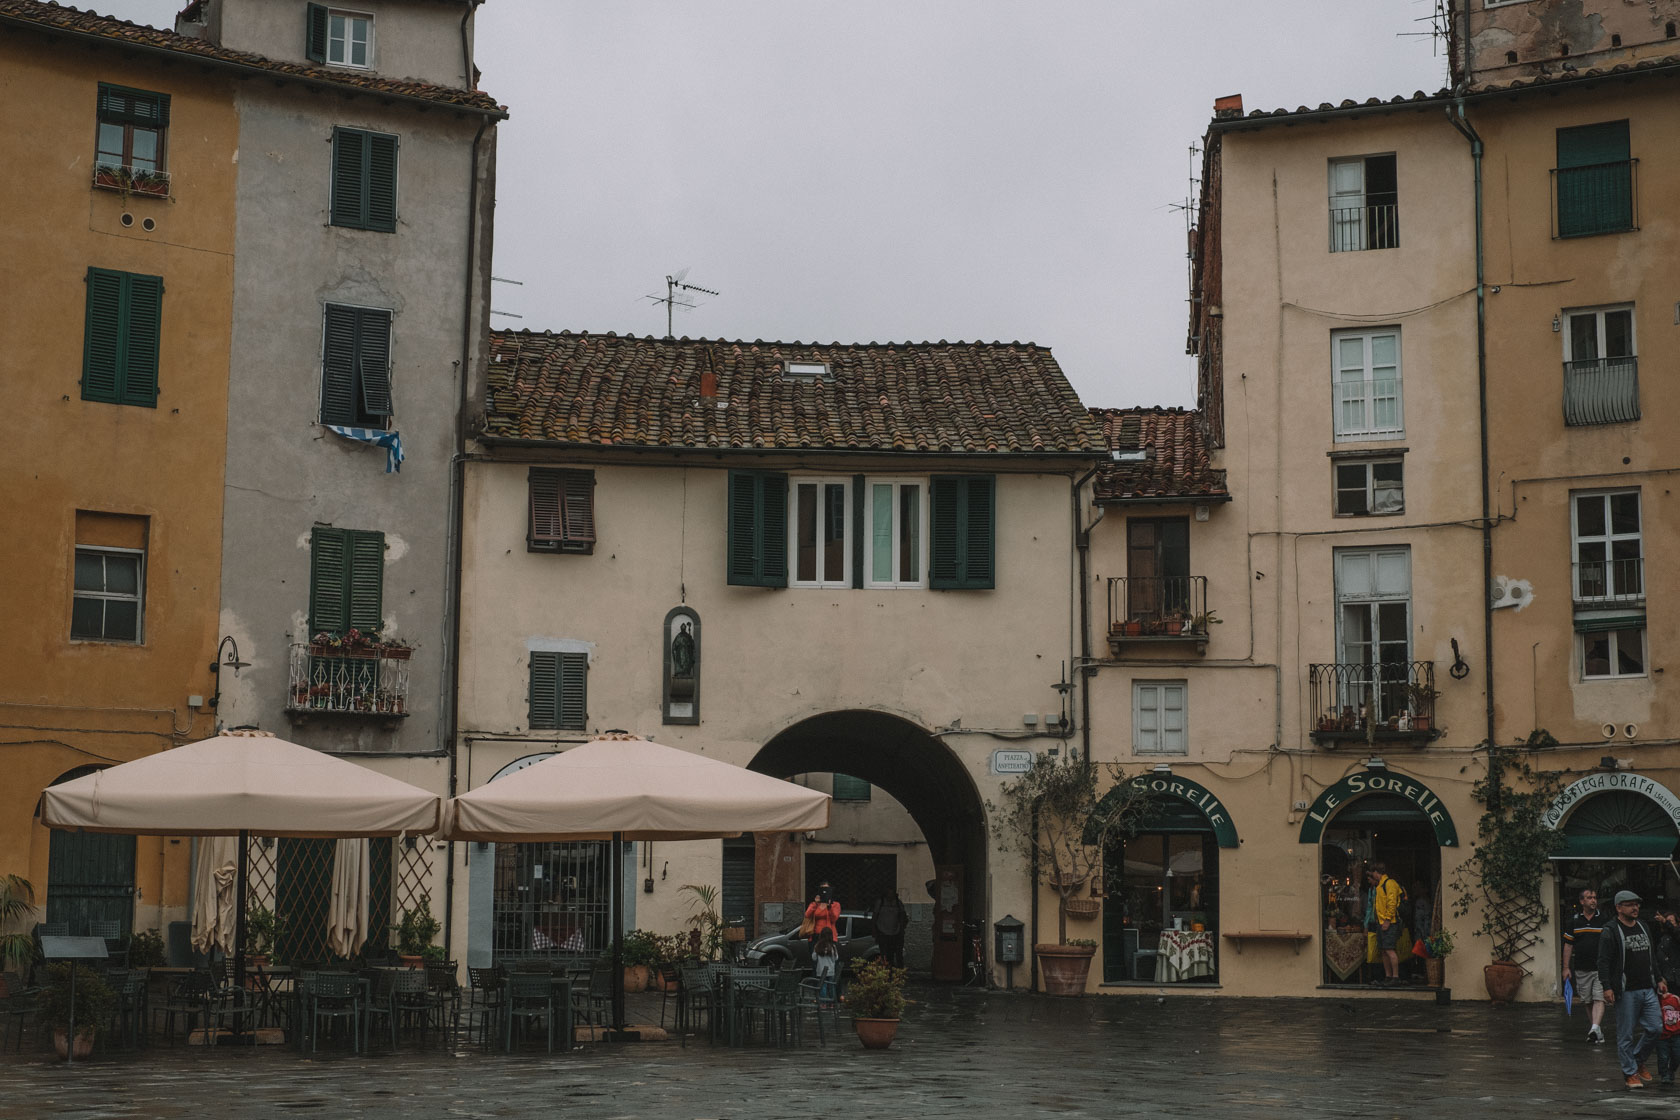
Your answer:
[442,105,490,962]
[1445,98,1498,806]
[1072,462,1105,769]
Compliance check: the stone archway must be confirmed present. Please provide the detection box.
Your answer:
[749,710,988,979]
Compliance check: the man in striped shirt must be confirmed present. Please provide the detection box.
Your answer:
[1564,887,1607,1043]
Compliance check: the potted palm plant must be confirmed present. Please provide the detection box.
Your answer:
[845,957,907,1049]
[0,874,38,992]
[37,962,116,1060]
[678,883,724,961]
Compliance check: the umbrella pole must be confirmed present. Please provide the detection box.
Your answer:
[609,830,631,1038]
[234,829,249,1039]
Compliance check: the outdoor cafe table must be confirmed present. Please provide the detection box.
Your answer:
[1155,929,1215,982]
[712,965,775,1047]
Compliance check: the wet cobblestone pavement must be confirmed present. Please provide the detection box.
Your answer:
[1,985,1667,1119]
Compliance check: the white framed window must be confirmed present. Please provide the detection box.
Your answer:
[1333,458,1404,516]
[1580,628,1646,680]
[1332,328,1404,441]
[864,479,926,588]
[1334,548,1411,721]
[1328,154,1398,252]
[1133,680,1187,755]
[328,10,373,68]
[1572,490,1642,604]
[72,546,145,643]
[1564,305,1635,365]
[791,477,850,587]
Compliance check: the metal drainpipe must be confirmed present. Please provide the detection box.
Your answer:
[1030,800,1040,992]
[1072,463,1104,769]
[442,111,489,964]
[1446,99,1499,805]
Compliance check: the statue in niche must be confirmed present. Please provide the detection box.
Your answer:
[671,621,695,679]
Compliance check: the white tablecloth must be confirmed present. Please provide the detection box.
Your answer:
[1156,929,1215,981]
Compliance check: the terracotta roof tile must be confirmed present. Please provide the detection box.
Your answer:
[1090,407,1228,503]
[0,0,506,117]
[483,331,1109,456]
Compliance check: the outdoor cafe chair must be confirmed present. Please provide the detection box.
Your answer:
[674,964,713,1044]
[1,971,36,1053]
[503,974,563,1053]
[104,970,148,1049]
[300,973,361,1054]
[766,966,805,1047]
[464,966,504,1046]
[359,969,398,1051]
[152,971,222,1047]
[425,965,462,1043]
[796,976,838,1046]
[390,968,436,1047]
[724,965,774,1046]
[579,962,612,1026]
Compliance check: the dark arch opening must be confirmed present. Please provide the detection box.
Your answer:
[749,710,988,973]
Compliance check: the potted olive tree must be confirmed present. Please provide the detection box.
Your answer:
[396,896,442,968]
[1450,734,1565,1002]
[989,755,1154,995]
[846,957,907,1049]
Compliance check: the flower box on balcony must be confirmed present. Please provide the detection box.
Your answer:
[93,165,170,198]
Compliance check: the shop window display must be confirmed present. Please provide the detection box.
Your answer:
[1102,831,1219,983]
[1320,803,1441,986]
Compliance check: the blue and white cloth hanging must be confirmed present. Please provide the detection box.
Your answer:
[324,425,405,473]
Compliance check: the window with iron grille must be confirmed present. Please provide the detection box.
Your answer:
[1555,120,1634,238]
[1562,305,1637,426]
[528,469,596,553]
[319,303,392,428]
[529,650,588,730]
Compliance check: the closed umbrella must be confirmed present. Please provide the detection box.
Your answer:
[43,729,441,997]
[444,733,831,1035]
[327,839,371,959]
[191,835,239,956]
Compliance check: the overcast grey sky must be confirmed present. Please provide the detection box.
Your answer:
[101,1,1447,407]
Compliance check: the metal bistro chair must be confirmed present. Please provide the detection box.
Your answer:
[675,963,714,1045]
[152,971,222,1047]
[359,969,398,1051]
[425,962,462,1043]
[103,970,148,1049]
[465,966,504,1047]
[391,969,437,1048]
[88,921,128,968]
[726,965,774,1046]
[796,976,838,1046]
[578,962,612,1027]
[503,973,562,1053]
[766,966,805,1047]
[1,971,37,1053]
[301,973,362,1054]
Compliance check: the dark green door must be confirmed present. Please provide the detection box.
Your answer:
[277,838,334,963]
[46,829,136,938]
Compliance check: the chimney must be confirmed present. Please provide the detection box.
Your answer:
[699,363,718,400]
[1213,93,1243,119]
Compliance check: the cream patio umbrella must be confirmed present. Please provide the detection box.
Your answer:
[191,835,239,955]
[443,733,831,1034]
[42,730,441,993]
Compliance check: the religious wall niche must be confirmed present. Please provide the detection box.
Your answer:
[662,606,700,724]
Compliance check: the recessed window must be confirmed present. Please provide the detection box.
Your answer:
[1562,305,1637,426]
[1328,154,1398,252]
[320,303,393,429]
[1133,681,1187,755]
[1334,459,1404,516]
[71,512,147,644]
[1581,629,1645,679]
[330,127,398,233]
[528,469,596,554]
[307,5,372,68]
[1331,328,1403,441]
[792,478,850,587]
[529,650,588,730]
[94,84,170,195]
[82,267,163,408]
[865,479,925,588]
[1554,120,1635,238]
[1571,491,1644,677]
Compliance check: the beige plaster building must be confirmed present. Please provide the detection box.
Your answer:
[450,330,1107,979]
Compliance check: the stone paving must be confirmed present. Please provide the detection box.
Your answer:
[1,984,1671,1119]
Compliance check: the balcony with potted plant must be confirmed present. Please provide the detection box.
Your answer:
[286,630,411,721]
[1105,576,1216,654]
[91,163,171,199]
[1308,660,1440,747]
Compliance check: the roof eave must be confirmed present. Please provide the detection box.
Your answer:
[475,434,1109,462]
[1094,492,1233,507]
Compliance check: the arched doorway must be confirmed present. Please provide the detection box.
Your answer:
[1548,775,1680,956]
[750,710,987,981]
[43,766,136,938]
[1299,767,1458,987]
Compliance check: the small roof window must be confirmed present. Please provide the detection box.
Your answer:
[784,360,831,380]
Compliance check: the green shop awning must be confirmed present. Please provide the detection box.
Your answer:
[1553,788,1679,861]
[1551,834,1677,861]
[1574,613,1646,634]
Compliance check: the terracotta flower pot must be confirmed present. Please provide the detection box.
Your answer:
[1425,957,1445,988]
[398,954,425,969]
[854,1016,899,1049]
[1483,960,1523,1003]
[623,964,649,992]
[53,1028,95,1061]
[1035,942,1096,996]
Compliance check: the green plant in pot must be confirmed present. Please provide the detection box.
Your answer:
[679,883,724,961]
[1449,733,1565,1002]
[125,928,167,969]
[37,962,117,1060]
[246,905,284,966]
[619,928,659,992]
[846,957,908,1049]
[0,874,39,984]
[397,896,442,966]
[989,755,1155,995]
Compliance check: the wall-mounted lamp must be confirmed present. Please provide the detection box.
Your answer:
[1364,756,1387,771]
[1152,763,1173,775]
[1551,315,1562,333]
[208,635,251,709]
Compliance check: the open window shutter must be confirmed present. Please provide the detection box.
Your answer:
[320,304,357,424]
[528,652,558,728]
[727,471,787,587]
[121,273,162,406]
[558,652,588,729]
[759,472,787,586]
[727,471,758,584]
[928,476,961,587]
[529,470,563,547]
[851,474,865,589]
[561,471,596,549]
[1558,120,1630,168]
[308,527,349,634]
[365,134,397,233]
[306,3,329,62]
[347,530,385,632]
[962,475,995,588]
[355,309,393,418]
[82,268,123,403]
[331,129,368,229]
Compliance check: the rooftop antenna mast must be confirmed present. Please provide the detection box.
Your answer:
[644,267,720,339]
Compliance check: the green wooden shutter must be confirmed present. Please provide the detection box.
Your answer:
[561,470,596,550]
[366,133,398,233]
[97,84,169,128]
[331,128,368,229]
[529,652,558,728]
[1558,121,1630,168]
[1557,121,1632,236]
[321,304,357,424]
[851,474,865,589]
[82,268,123,403]
[347,530,385,632]
[306,3,328,62]
[355,309,393,418]
[832,774,871,801]
[558,652,588,729]
[121,273,162,406]
[309,527,349,633]
[930,475,995,590]
[727,470,788,587]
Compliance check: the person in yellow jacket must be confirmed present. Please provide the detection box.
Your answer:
[1367,862,1405,986]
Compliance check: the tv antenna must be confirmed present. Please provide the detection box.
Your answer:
[644,267,720,338]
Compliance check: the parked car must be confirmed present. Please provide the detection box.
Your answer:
[742,911,878,971]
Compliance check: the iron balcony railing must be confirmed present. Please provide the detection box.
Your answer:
[1328,202,1399,252]
[1333,377,1404,440]
[286,641,411,717]
[1107,576,1212,639]
[1309,660,1437,742]
[1563,357,1640,426]
[1574,558,1644,607]
[91,162,171,198]
[1552,159,1638,238]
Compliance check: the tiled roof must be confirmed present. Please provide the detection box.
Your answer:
[483,331,1109,456]
[1213,54,1680,129]
[1090,407,1228,503]
[0,0,506,117]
